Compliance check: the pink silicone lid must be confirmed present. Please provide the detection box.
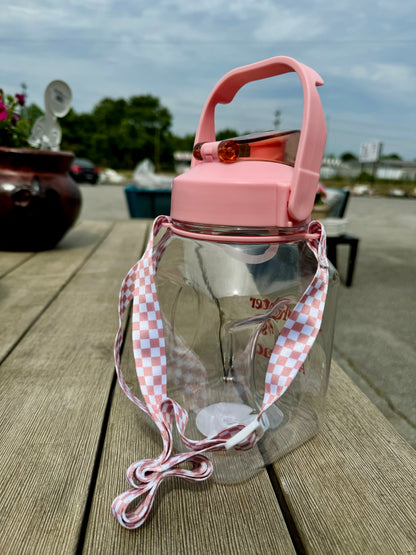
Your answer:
[171,56,326,228]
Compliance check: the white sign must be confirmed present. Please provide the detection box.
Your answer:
[359,141,382,163]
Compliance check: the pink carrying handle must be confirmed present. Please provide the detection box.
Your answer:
[192,56,327,222]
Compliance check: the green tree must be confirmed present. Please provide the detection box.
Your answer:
[22,103,43,127]
[171,129,241,153]
[60,108,95,158]
[215,128,239,140]
[381,153,402,160]
[340,152,358,162]
[172,133,195,152]
[61,95,175,170]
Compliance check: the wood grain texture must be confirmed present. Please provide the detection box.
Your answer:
[82,324,296,555]
[0,221,113,363]
[272,361,416,554]
[0,220,149,555]
[0,251,34,278]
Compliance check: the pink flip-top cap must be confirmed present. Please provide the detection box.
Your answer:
[171,56,326,229]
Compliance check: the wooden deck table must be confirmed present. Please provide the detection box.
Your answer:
[1,219,415,554]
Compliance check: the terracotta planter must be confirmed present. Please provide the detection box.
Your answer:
[0,148,82,251]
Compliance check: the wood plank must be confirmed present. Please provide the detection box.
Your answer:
[0,220,93,278]
[82,325,296,554]
[0,220,149,555]
[0,251,34,278]
[272,361,416,554]
[0,221,112,363]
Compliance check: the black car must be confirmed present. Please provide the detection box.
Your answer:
[70,158,100,184]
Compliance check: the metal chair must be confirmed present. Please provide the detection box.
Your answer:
[324,189,360,287]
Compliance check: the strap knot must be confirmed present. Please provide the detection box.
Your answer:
[112,452,213,529]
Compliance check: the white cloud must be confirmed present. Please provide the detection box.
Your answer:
[253,6,327,42]
[350,63,416,96]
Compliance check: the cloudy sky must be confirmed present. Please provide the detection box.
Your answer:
[3,0,416,159]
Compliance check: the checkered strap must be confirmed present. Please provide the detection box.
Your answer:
[260,219,329,416]
[112,215,329,529]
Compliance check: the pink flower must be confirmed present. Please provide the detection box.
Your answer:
[0,101,7,121]
[317,184,327,198]
[15,93,25,106]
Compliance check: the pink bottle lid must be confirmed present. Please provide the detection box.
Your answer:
[171,56,326,229]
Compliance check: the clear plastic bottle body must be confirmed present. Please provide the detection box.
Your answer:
[155,224,339,482]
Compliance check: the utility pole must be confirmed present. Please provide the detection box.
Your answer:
[273,110,281,129]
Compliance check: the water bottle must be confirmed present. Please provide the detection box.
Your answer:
[155,56,339,481]
[112,56,339,528]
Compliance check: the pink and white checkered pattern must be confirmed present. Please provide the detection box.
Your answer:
[112,216,329,529]
[261,228,328,413]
